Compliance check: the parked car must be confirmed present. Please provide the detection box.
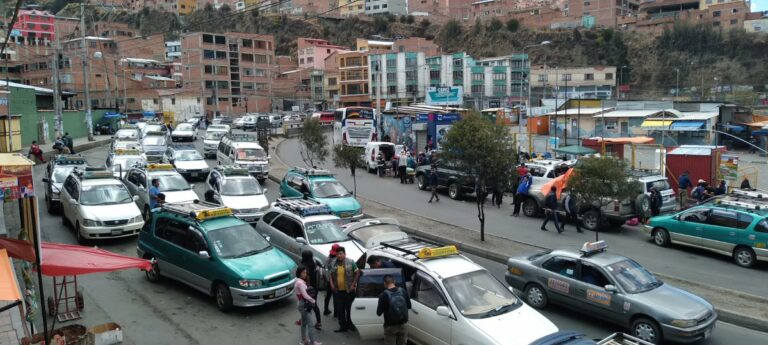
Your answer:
[505,241,717,344]
[342,218,407,249]
[279,167,362,219]
[140,134,169,163]
[363,141,395,173]
[122,163,198,219]
[415,160,477,200]
[137,202,297,312]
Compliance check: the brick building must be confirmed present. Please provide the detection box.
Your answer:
[338,51,370,106]
[340,0,366,16]
[393,37,440,56]
[297,38,349,70]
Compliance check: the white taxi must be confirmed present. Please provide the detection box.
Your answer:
[353,242,558,345]
[122,163,198,218]
[205,165,270,222]
[59,168,144,244]
[106,149,147,179]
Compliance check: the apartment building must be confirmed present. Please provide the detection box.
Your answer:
[744,11,768,33]
[340,0,366,17]
[364,0,409,15]
[356,38,395,51]
[529,65,617,104]
[393,37,440,56]
[369,52,427,106]
[125,0,197,14]
[338,51,370,106]
[621,0,750,33]
[11,9,56,45]
[297,38,349,70]
[324,51,341,107]
[166,41,182,61]
[181,32,275,116]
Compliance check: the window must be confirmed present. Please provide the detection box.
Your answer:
[755,219,768,233]
[452,70,463,80]
[542,256,578,278]
[217,81,229,89]
[470,85,484,94]
[452,58,463,67]
[511,72,524,81]
[413,272,447,310]
[328,77,337,86]
[562,74,572,81]
[493,72,506,81]
[261,212,280,225]
[254,54,268,63]
[713,11,721,17]
[584,1,590,6]
[605,73,613,80]
[406,70,417,81]
[429,70,440,80]
[271,215,303,239]
[493,85,506,94]
[204,65,214,74]
[405,57,417,67]
[386,72,397,81]
[215,51,227,59]
[707,209,738,228]
[584,73,594,81]
[171,98,176,105]
[538,74,548,82]
[472,73,484,81]
[387,85,397,95]
[732,8,739,14]
[203,34,214,44]
[242,39,253,48]
[713,21,720,27]
[155,218,206,252]
[406,84,417,93]
[242,53,254,62]
[730,19,738,25]
[736,213,754,229]
[579,264,610,287]
[214,35,226,45]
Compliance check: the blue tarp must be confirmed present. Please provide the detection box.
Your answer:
[751,130,768,136]
[103,112,123,119]
[725,124,746,133]
[142,111,155,117]
[670,121,705,131]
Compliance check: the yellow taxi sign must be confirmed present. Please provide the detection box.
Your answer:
[146,163,174,171]
[417,245,459,259]
[114,149,141,156]
[196,207,233,220]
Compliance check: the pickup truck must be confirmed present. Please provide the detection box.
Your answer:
[415,161,477,200]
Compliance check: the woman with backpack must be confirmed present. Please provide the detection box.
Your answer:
[295,266,322,345]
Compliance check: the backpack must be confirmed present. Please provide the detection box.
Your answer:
[385,288,408,325]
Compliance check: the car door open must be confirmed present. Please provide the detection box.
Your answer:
[352,268,404,340]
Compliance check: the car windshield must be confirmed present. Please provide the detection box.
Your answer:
[443,270,520,319]
[112,158,144,171]
[305,221,349,245]
[144,125,163,132]
[605,259,661,293]
[646,179,671,192]
[221,178,263,195]
[142,137,166,146]
[176,124,193,131]
[207,224,271,259]
[155,174,191,192]
[52,167,78,183]
[350,224,402,244]
[347,108,374,119]
[80,184,133,205]
[205,132,225,141]
[236,148,266,161]
[174,150,204,161]
[114,142,140,150]
[115,130,138,138]
[312,180,352,198]
[209,125,228,131]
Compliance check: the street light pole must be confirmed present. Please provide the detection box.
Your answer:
[80,3,94,141]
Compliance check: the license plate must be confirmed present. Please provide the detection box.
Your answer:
[191,173,198,177]
[275,288,287,297]
[110,229,123,236]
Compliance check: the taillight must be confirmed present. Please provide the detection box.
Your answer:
[613,199,620,212]
[371,151,375,161]
[343,133,348,145]
[372,132,378,141]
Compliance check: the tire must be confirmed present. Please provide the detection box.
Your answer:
[258,178,266,184]
[367,165,375,174]
[448,182,461,200]
[652,228,670,247]
[635,194,651,218]
[631,317,662,344]
[524,284,548,309]
[582,209,602,232]
[75,222,87,245]
[522,198,539,217]
[733,246,757,268]
[214,282,234,312]
[417,175,428,190]
[144,254,162,282]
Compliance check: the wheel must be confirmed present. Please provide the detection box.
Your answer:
[582,210,602,231]
[75,291,85,310]
[652,228,670,247]
[144,255,162,282]
[75,223,88,245]
[522,198,539,217]
[258,178,266,184]
[417,175,428,190]
[524,284,548,309]
[448,182,461,200]
[47,296,56,316]
[214,282,234,312]
[144,205,151,221]
[631,317,662,344]
[367,165,375,173]
[733,246,757,268]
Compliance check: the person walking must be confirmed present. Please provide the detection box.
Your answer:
[328,247,360,333]
[148,178,161,209]
[398,151,408,184]
[428,166,440,203]
[62,132,75,154]
[376,274,411,345]
[563,189,583,233]
[649,187,662,217]
[512,173,531,217]
[678,171,692,209]
[295,266,322,345]
[491,180,503,208]
[541,186,563,233]
[300,250,322,330]
[53,136,68,154]
[27,141,46,164]
[323,244,339,316]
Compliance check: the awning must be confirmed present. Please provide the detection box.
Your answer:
[670,121,705,131]
[641,120,673,128]
[41,242,152,276]
[553,145,598,155]
[593,136,655,144]
[142,111,156,117]
[0,249,21,302]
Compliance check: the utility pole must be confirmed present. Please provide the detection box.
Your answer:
[80,3,94,141]
[52,32,63,138]
[375,60,381,119]
[4,42,12,152]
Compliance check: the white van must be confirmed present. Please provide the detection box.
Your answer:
[363,141,396,173]
[216,134,270,183]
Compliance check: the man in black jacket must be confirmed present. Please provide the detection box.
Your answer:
[562,188,583,233]
[541,186,563,233]
[376,275,411,345]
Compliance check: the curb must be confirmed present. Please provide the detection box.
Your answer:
[269,137,768,333]
[39,138,113,161]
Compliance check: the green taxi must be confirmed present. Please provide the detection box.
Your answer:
[137,202,297,312]
[645,191,768,268]
[279,167,362,219]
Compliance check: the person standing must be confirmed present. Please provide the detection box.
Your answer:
[301,250,322,330]
[512,173,531,217]
[714,180,726,196]
[678,171,692,209]
[541,186,563,233]
[563,189,583,233]
[398,151,408,184]
[491,180,503,208]
[376,275,411,345]
[329,247,360,333]
[295,266,321,345]
[323,244,339,316]
[376,152,386,177]
[649,187,662,217]
[148,178,161,209]
[62,132,75,154]
[516,163,529,178]
[428,166,440,203]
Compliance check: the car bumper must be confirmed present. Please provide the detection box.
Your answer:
[230,279,296,307]
[643,225,654,234]
[177,170,210,179]
[172,135,194,140]
[234,212,265,223]
[81,221,144,239]
[144,155,164,163]
[661,316,717,344]
[337,212,364,222]
[503,272,526,291]
[249,171,269,179]
[203,146,217,155]
[755,247,768,262]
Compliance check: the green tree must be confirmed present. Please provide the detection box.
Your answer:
[487,18,503,32]
[332,144,364,195]
[373,15,389,33]
[441,19,462,43]
[567,157,642,239]
[441,112,517,241]
[299,118,329,168]
[506,18,519,32]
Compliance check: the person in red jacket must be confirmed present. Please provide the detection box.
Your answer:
[28,141,46,163]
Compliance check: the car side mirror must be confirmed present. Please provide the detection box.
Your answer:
[138,186,146,191]
[296,237,308,245]
[198,250,211,260]
[264,235,271,242]
[436,305,453,318]
[133,195,139,202]
[673,215,680,221]
[605,284,618,293]
[42,178,51,183]
[263,188,268,193]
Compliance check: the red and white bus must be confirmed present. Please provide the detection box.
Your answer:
[310,111,335,126]
[332,107,378,147]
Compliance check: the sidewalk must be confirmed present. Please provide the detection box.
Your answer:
[17,135,113,163]
[0,302,24,345]
[269,137,768,333]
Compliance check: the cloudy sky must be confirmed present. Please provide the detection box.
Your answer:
[754,0,767,11]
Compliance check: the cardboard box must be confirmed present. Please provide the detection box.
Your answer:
[87,323,123,345]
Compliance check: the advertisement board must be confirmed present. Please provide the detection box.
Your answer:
[426,86,463,106]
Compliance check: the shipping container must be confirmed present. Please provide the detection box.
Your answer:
[666,145,726,192]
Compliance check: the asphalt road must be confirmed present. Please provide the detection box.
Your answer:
[276,137,768,298]
[25,130,767,344]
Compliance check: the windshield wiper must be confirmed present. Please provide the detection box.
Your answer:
[234,247,268,258]
[480,302,517,318]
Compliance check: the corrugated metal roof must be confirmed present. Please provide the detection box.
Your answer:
[593,109,661,118]
[544,108,612,116]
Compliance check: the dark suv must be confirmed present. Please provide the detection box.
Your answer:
[415,161,476,200]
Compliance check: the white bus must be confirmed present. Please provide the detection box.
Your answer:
[333,107,378,147]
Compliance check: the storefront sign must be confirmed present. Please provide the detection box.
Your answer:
[426,86,463,106]
[0,162,34,200]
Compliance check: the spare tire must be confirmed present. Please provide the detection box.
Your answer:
[635,194,651,217]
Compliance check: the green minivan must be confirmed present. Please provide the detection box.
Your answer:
[645,198,768,268]
[137,202,297,312]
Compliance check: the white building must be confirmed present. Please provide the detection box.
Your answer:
[368,51,427,106]
[364,0,408,15]
[165,41,181,61]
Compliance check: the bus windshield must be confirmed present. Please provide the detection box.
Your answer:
[346,108,374,120]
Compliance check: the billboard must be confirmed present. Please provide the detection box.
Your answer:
[426,86,463,106]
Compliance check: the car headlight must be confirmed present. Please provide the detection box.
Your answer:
[670,319,698,328]
[238,279,263,288]
[176,168,186,173]
[130,215,143,223]
[82,219,102,227]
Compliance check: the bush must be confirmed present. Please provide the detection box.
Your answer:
[506,19,519,32]
[487,18,503,32]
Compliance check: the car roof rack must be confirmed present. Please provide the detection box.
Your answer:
[162,201,233,221]
[274,198,333,217]
[225,133,258,142]
[215,165,250,176]
[292,167,333,177]
[113,148,142,156]
[54,154,87,165]
[74,168,115,180]
[144,163,175,172]
[379,238,458,260]
[731,189,767,199]
[715,198,768,210]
